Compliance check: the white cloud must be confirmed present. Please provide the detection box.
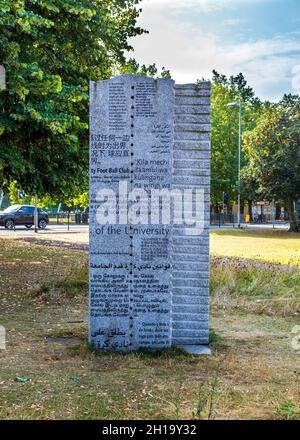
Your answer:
[140,0,224,12]
[292,65,300,93]
[128,0,300,101]
[140,0,279,12]
[224,18,244,26]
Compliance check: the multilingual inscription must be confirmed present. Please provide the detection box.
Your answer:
[89,75,174,350]
[89,75,211,352]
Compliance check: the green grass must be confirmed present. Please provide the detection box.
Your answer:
[275,401,300,420]
[0,237,299,420]
[38,262,89,300]
[211,229,300,266]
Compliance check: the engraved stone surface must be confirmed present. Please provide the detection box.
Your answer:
[89,75,174,351]
[171,82,211,346]
[89,75,211,352]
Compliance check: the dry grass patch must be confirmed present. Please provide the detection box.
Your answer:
[211,258,300,317]
[0,237,299,420]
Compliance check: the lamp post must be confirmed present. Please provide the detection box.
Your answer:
[34,193,38,233]
[0,65,6,91]
[227,101,242,228]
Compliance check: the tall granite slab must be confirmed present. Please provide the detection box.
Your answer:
[89,75,174,350]
[89,75,211,352]
[171,83,211,346]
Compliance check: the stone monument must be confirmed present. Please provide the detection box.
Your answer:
[89,75,210,353]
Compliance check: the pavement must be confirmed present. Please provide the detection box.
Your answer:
[0,224,89,236]
[0,224,89,245]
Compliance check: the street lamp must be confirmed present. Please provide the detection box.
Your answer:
[227,101,242,228]
[0,65,6,91]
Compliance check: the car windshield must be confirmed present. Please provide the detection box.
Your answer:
[2,205,21,213]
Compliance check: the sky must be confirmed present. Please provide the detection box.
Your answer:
[128,0,300,101]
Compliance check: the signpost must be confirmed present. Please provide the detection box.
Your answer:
[34,193,38,233]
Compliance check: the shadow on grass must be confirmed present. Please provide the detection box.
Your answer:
[66,342,202,360]
[67,333,223,360]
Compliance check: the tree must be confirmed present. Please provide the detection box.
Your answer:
[240,167,261,221]
[122,58,171,79]
[0,0,145,198]
[210,70,261,210]
[244,100,300,231]
[66,191,89,209]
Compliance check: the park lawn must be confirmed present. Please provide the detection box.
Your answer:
[0,237,299,420]
[211,229,300,266]
[5,227,299,266]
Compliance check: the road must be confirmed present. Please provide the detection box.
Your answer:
[0,224,89,237]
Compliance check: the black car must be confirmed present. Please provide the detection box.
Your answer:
[0,205,49,230]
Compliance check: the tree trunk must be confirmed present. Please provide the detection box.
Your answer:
[275,204,281,221]
[287,199,298,232]
[247,200,253,222]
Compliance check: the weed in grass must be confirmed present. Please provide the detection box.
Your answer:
[147,382,184,419]
[275,401,300,420]
[55,262,88,296]
[170,392,182,419]
[209,329,222,348]
[164,385,183,419]
[35,262,88,303]
[148,377,220,420]
[192,377,220,420]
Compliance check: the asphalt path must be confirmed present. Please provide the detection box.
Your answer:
[0,223,89,236]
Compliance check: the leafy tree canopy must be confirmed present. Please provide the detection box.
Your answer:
[0,0,145,197]
[244,98,300,231]
[210,70,262,208]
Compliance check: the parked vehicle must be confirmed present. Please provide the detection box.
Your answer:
[0,205,49,230]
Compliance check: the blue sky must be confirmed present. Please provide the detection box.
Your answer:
[129,0,300,101]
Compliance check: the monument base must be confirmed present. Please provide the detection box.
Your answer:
[177,345,211,355]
